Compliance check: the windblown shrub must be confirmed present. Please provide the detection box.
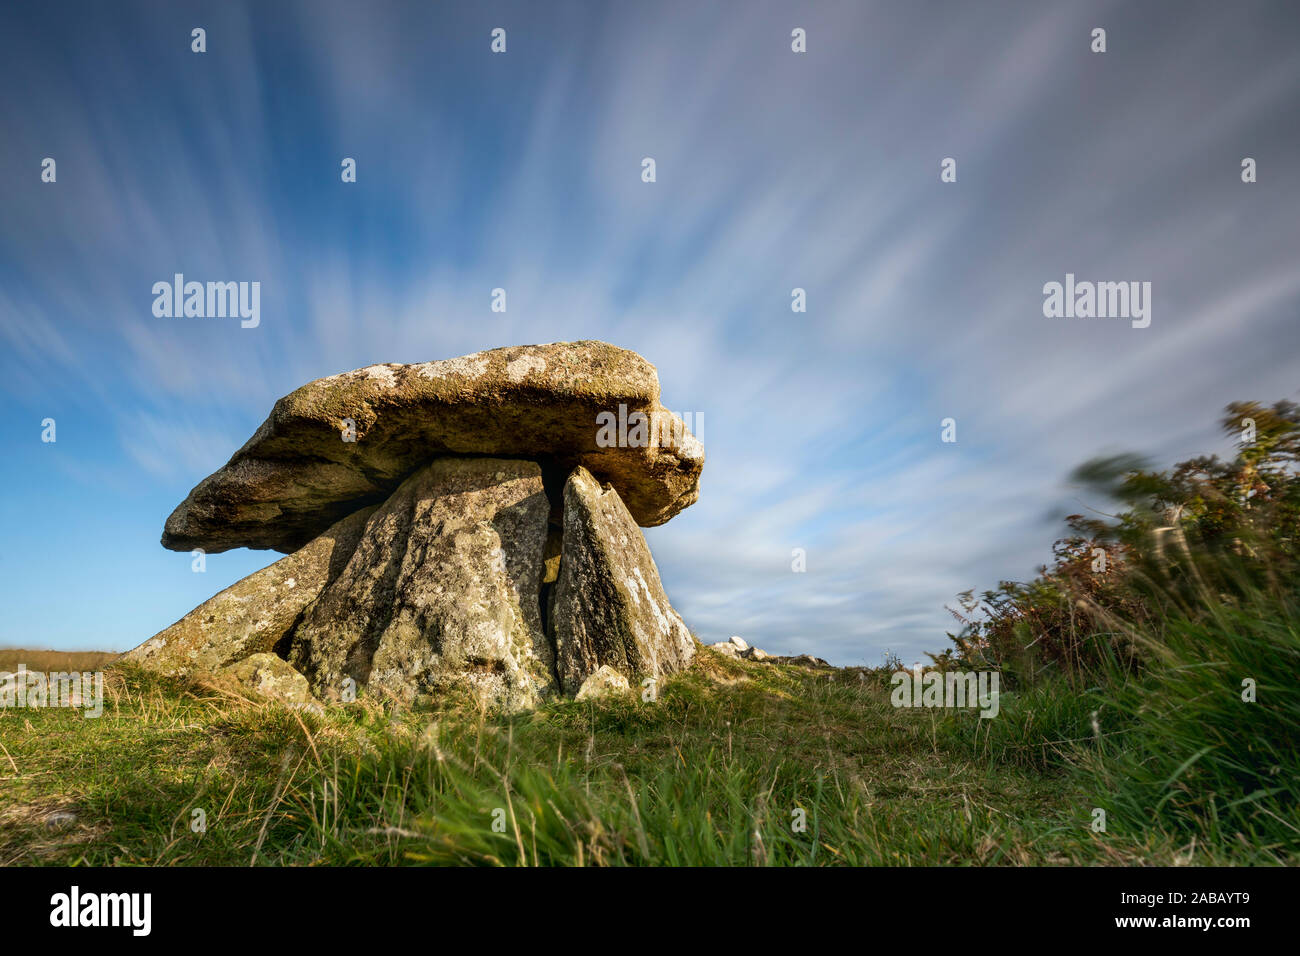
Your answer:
[943,398,1300,683]
[939,398,1300,858]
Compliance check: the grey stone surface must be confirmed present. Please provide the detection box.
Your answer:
[550,466,695,695]
[218,653,318,708]
[162,341,703,553]
[575,664,633,701]
[287,458,556,710]
[123,507,374,676]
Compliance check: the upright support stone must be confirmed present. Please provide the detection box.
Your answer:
[550,466,695,696]
[286,458,555,709]
[123,506,375,675]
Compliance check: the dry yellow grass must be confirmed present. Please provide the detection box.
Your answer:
[0,648,120,672]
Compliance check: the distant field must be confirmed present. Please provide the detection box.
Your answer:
[0,649,120,672]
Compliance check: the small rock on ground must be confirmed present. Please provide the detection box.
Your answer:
[575,665,632,701]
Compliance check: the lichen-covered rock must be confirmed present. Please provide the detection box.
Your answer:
[286,458,555,710]
[123,507,374,676]
[161,341,704,554]
[773,654,831,668]
[217,653,318,708]
[708,635,750,657]
[550,466,695,695]
[574,664,632,701]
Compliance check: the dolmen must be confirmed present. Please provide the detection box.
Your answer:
[125,341,702,710]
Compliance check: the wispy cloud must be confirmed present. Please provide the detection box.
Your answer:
[1,0,1297,660]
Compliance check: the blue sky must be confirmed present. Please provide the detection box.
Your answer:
[2,1,1298,665]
